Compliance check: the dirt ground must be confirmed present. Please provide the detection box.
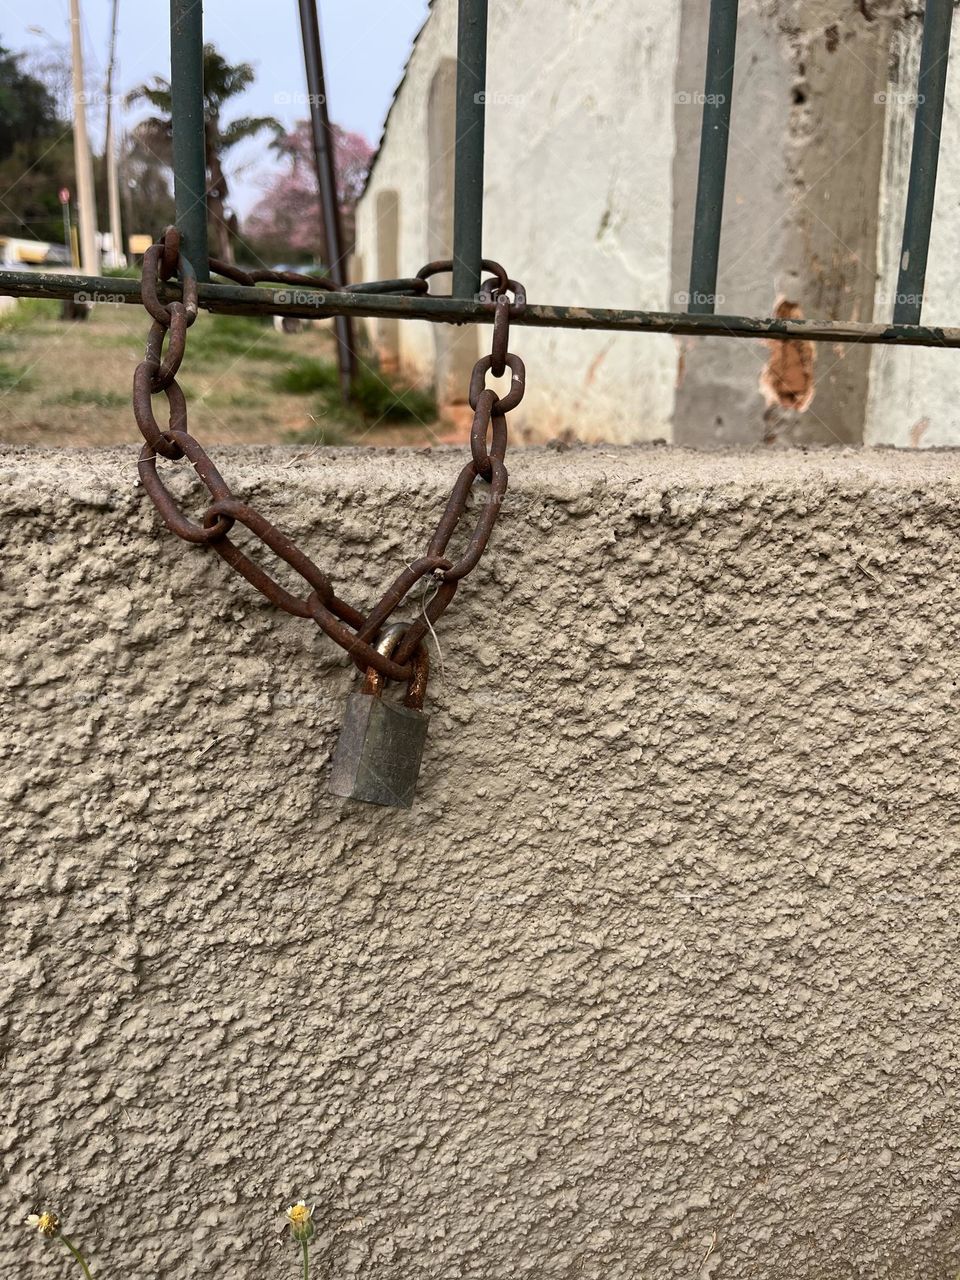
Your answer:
[0,299,441,449]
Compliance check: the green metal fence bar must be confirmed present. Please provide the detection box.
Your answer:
[6,269,960,348]
[688,0,738,315]
[452,0,488,299]
[170,0,209,281]
[893,0,954,326]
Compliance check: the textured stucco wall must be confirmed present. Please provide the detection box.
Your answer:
[3,443,960,1280]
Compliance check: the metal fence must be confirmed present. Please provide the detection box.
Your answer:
[0,0,957,351]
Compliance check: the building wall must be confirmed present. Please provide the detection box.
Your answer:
[4,444,960,1280]
[353,0,460,394]
[355,0,681,443]
[866,13,960,448]
[676,0,906,448]
[356,0,958,450]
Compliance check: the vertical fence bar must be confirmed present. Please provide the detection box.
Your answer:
[170,0,209,280]
[688,0,738,315]
[452,0,488,299]
[298,0,356,402]
[893,0,953,325]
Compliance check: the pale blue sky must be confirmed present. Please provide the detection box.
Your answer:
[0,0,430,214]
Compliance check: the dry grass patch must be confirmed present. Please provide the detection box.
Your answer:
[0,301,440,449]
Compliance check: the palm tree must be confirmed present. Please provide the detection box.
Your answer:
[128,44,280,264]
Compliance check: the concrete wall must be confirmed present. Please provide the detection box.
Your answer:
[355,0,680,443]
[674,0,906,448]
[866,12,960,448]
[671,0,794,447]
[3,443,960,1280]
[357,0,960,450]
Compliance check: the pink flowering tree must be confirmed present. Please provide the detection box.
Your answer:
[244,120,373,266]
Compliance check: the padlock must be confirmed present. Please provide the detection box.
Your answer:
[328,623,430,809]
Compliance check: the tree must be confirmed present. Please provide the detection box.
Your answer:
[128,44,280,263]
[0,45,74,245]
[0,45,61,163]
[244,120,373,266]
[118,132,174,245]
[0,131,75,245]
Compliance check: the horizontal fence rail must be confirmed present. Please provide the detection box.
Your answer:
[5,269,960,348]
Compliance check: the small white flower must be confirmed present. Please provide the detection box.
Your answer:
[27,1211,60,1238]
[286,1200,315,1242]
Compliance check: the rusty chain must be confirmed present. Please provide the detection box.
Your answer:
[132,227,526,684]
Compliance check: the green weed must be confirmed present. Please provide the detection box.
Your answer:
[0,359,30,390]
[51,387,128,408]
[272,358,340,395]
[0,297,60,331]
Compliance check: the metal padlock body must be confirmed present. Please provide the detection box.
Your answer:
[328,625,429,809]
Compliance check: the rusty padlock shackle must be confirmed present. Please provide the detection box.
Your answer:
[360,622,430,711]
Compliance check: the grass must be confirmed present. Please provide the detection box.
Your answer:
[87,327,144,351]
[0,300,443,449]
[288,416,349,446]
[0,359,29,390]
[205,389,272,410]
[349,363,436,423]
[279,356,437,444]
[0,297,59,332]
[51,388,129,408]
[188,313,288,364]
[272,358,340,395]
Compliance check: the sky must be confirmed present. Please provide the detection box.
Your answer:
[0,0,430,215]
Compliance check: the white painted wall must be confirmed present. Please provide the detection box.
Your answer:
[354,0,681,443]
[356,1,960,449]
[866,18,960,448]
[353,0,459,393]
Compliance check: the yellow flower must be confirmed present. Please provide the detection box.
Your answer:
[286,1200,315,1242]
[27,1212,60,1238]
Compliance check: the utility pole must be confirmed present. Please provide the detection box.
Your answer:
[103,0,124,267]
[68,0,100,273]
[297,0,356,404]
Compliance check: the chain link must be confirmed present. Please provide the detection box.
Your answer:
[132,226,526,685]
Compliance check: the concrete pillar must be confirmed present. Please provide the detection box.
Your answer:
[673,0,911,448]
